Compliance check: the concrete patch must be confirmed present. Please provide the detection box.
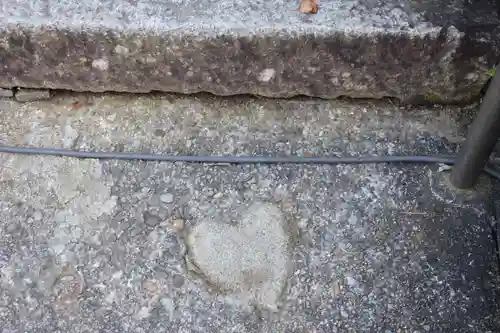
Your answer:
[185,202,289,311]
[0,154,117,261]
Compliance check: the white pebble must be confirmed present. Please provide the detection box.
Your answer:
[160,193,174,203]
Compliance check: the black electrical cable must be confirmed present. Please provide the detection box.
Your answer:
[1,144,500,181]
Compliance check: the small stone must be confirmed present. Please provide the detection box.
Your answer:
[258,68,276,82]
[331,280,341,297]
[52,268,85,305]
[15,89,51,102]
[171,218,184,232]
[160,193,174,203]
[213,192,223,199]
[142,279,159,294]
[33,211,43,221]
[154,129,166,137]
[0,88,13,98]
[172,274,185,288]
[130,225,144,236]
[134,306,151,320]
[92,58,109,71]
[345,275,357,287]
[114,45,129,55]
[144,56,157,64]
[144,213,160,227]
[160,297,175,318]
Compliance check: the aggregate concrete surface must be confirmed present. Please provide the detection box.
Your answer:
[0,93,499,332]
[0,0,499,102]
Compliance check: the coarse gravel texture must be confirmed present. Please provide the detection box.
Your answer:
[0,93,499,332]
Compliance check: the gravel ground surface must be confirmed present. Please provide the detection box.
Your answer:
[0,93,499,332]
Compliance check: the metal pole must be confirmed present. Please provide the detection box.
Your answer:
[450,69,500,189]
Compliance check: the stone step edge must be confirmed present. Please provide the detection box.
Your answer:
[0,25,498,104]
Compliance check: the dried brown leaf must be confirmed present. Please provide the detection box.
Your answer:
[298,0,318,14]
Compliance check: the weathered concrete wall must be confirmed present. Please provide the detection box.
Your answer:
[0,0,499,102]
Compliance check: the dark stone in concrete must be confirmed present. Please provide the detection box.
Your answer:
[0,0,499,102]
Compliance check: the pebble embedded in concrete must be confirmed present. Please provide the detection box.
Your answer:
[185,202,289,311]
[258,69,276,82]
[171,218,185,231]
[91,58,109,71]
[160,193,174,203]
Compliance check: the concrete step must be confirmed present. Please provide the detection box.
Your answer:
[0,93,499,332]
[1,0,499,103]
